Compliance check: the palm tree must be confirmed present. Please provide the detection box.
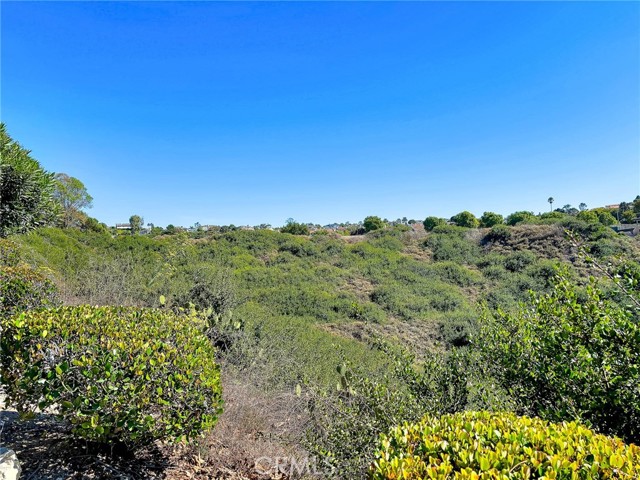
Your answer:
[548,197,554,212]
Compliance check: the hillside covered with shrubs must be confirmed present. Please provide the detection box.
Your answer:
[2,124,640,478]
[2,215,639,477]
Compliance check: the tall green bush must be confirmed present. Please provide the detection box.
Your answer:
[479,211,504,228]
[480,268,640,442]
[0,124,60,236]
[423,216,446,231]
[281,220,310,235]
[505,210,534,226]
[0,265,60,318]
[450,211,479,228]
[0,306,223,447]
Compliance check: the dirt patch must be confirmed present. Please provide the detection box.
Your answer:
[321,318,441,361]
[341,275,375,301]
[485,225,571,260]
[199,375,309,479]
[0,381,302,480]
[402,243,431,262]
[0,407,171,479]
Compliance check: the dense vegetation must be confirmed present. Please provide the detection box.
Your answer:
[2,125,640,478]
[2,306,222,447]
[6,216,638,476]
[371,412,640,479]
[0,124,59,236]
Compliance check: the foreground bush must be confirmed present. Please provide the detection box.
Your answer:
[0,305,223,447]
[371,411,640,479]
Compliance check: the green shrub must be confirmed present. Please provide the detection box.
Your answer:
[592,208,617,226]
[505,211,535,226]
[423,216,447,231]
[450,211,479,228]
[173,266,237,316]
[560,218,613,243]
[0,306,223,447]
[503,250,537,272]
[483,224,511,243]
[228,302,390,389]
[368,235,404,252]
[480,268,640,442]
[370,281,466,319]
[371,411,640,479]
[0,265,59,318]
[424,230,480,265]
[0,238,21,266]
[430,262,482,287]
[307,369,422,477]
[576,210,599,224]
[306,344,506,478]
[0,124,60,237]
[481,264,509,281]
[280,221,309,235]
[0,238,59,317]
[363,216,386,232]
[482,288,518,311]
[479,211,503,228]
[588,238,618,258]
[437,312,477,347]
[537,211,568,223]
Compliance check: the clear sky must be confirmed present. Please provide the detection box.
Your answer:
[2,1,639,228]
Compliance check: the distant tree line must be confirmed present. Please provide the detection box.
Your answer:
[2,123,638,239]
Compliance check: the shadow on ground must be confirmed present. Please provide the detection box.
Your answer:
[0,409,170,479]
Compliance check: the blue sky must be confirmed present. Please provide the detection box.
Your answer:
[2,1,639,228]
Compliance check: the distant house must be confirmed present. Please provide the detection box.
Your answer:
[605,204,620,210]
[115,223,131,230]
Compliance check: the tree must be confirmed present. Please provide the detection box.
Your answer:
[450,211,479,228]
[579,203,587,212]
[548,197,554,212]
[576,210,599,224]
[0,124,59,237]
[622,210,636,223]
[82,215,109,234]
[53,173,93,228]
[591,208,616,226]
[505,211,534,226]
[479,211,504,228]
[129,215,143,235]
[363,216,385,233]
[558,204,578,216]
[423,216,446,231]
[281,219,309,235]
